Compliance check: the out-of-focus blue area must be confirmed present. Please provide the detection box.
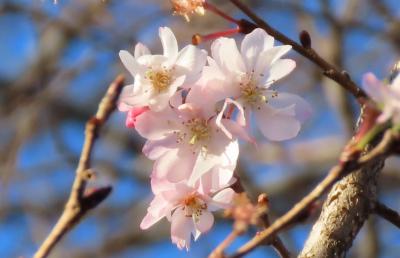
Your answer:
[0,0,399,257]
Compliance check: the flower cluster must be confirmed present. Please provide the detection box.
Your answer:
[118,27,311,250]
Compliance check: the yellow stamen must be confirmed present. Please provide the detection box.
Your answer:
[146,69,172,93]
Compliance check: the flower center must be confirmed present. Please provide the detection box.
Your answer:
[239,75,266,105]
[182,193,207,221]
[185,118,210,145]
[146,69,172,93]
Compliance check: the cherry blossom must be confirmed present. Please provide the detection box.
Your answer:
[117,26,313,252]
[201,28,311,141]
[363,72,400,124]
[134,99,243,185]
[118,27,207,112]
[140,174,235,250]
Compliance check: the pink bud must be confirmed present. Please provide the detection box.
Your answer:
[126,107,149,128]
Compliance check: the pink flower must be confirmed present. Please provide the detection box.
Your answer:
[200,28,311,141]
[125,107,149,128]
[134,100,242,185]
[363,72,400,124]
[118,27,207,112]
[140,174,235,250]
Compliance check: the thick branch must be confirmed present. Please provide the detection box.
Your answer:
[298,154,385,257]
[33,75,125,258]
[229,130,395,258]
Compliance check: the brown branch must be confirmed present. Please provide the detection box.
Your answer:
[33,75,125,258]
[259,213,291,258]
[229,130,395,258]
[374,201,400,229]
[230,0,367,104]
[209,230,240,258]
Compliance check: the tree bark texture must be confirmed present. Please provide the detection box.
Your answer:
[299,154,385,258]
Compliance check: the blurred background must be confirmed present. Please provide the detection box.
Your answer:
[0,0,399,257]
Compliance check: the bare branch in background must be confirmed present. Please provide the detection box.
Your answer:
[33,75,124,258]
[374,202,400,229]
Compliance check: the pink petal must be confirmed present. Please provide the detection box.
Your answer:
[134,108,178,140]
[142,135,178,160]
[140,195,170,230]
[362,72,386,103]
[188,152,221,186]
[125,107,149,128]
[118,83,152,112]
[171,208,193,251]
[186,70,239,117]
[254,103,301,141]
[267,91,312,123]
[154,147,197,182]
[194,210,214,233]
[216,98,251,141]
[209,188,235,211]
[199,164,236,195]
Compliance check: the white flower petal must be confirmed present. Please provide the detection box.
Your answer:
[211,37,246,75]
[175,45,207,83]
[119,50,144,77]
[254,45,292,78]
[391,73,400,92]
[159,27,178,60]
[241,28,274,71]
[134,42,151,59]
[261,58,296,86]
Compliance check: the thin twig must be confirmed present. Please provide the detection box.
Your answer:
[259,212,291,258]
[229,130,395,258]
[209,230,240,258]
[374,201,400,229]
[230,0,367,104]
[33,75,125,258]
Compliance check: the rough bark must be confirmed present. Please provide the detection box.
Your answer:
[298,154,385,258]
